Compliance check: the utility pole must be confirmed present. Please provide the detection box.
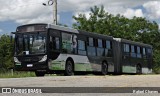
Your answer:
[43,0,57,25]
[53,0,57,25]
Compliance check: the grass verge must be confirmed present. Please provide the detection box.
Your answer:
[0,71,36,78]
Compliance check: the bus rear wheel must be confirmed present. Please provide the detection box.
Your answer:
[35,71,45,77]
[136,65,142,74]
[64,60,73,76]
[101,62,108,75]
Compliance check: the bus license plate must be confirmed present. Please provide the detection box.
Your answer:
[27,64,33,67]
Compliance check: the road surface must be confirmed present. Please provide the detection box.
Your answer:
[0,75,159,96]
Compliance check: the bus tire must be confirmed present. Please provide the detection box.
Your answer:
[101,62,108,75]
[64,60,73,76]
[136,65,142,74]
[35,71,45,77]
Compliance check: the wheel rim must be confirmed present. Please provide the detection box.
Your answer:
[67,61,73,73]
[102,63,107,75]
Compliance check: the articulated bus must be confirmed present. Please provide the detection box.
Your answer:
[13,23,153,76]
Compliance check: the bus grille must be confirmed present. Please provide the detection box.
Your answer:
[20,57,40,63]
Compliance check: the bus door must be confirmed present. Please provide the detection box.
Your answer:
[122,43,131,73]
[48,29,60,60]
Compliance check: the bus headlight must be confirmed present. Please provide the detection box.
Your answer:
[39,55,47,62]
[14,57,21,63]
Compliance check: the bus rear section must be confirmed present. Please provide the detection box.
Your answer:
[113,38,153,74]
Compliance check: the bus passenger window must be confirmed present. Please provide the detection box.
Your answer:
[104,41,112,57]
[62,33,72,53]
[88,38,94,46]
[98,39,103,48]
[143,48,146,55]
[131,45,136,57]
[143,48,146,58]
[78,40,86,55]
[124,44,130,52]
[147,48,152,54]
[137,46,142,58]
[106,41,111,49]
[49,37,60,50]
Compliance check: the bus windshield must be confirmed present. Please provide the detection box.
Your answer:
[15,32,46,55]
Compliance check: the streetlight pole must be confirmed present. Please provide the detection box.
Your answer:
[53,0,57,25]
[43,0,57,25]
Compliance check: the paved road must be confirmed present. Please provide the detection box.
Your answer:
[0,75,160,96]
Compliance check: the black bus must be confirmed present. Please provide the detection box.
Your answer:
[13,23,153,76]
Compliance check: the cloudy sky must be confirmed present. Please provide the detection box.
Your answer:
[0,0,160,35]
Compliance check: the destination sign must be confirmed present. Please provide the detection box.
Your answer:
[17,24,47,32]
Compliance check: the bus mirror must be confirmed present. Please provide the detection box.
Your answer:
[10,32,16,43]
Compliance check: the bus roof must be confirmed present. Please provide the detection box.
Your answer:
[47,24,79,34]
[79,30,113,40]
[114,38,152,48]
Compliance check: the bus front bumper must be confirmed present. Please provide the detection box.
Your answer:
[14,62,48,71]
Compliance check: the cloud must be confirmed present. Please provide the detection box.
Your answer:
[123,9,144,19]
[58,0,149,13]
[68,0,147,20]
[72,11,90,24]
[0,0,54,24]
[0,0,157,25]
[143,1,160,20]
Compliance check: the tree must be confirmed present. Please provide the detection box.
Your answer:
[0,35,14,70]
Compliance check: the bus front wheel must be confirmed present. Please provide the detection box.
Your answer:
[64,60,73,76]
[35,71,45,77]
[101,62,108,75]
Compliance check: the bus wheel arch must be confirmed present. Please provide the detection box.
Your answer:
[64,57,74,76]
[136,64,142,74]
[101,61,108,75]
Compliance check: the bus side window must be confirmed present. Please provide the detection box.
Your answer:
[49,36,60,50]
[106,41,111,49]
[98,39,103,48]
[147,48,152,55]
[88,37,94,46]
[143,48,146,58]
[62,32,72,53]
[123,44,130,53]
[78,40,86,55]
[97,39,104,56]
[105,40,112,57]
[87,37,96,56]
[147,48,152,54]
[137,46,142,58]
[131,45,136,57]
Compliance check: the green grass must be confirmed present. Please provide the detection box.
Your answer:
[0,71,36,78]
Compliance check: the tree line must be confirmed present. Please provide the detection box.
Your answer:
[0,5,160,73]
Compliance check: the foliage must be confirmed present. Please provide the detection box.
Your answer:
[0,71,36,78]
[0,35,14,69]
[73,5,160,73]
